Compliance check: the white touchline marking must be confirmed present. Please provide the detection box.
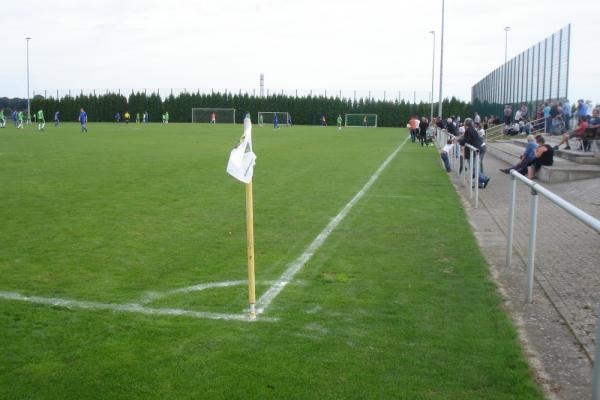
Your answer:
[255,136,410,315]
[0,291,276,322]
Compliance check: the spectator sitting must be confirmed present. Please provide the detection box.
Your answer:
[519,119,531,134]
[528,135,554,179]
[553,117,589,151]
[583,109,600,152]
[505,122,520,135]
[500,134,537,175]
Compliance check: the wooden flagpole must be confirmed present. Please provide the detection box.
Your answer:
[245,181,256,319]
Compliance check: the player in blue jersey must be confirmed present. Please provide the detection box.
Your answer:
[12,110,18,127]
[54,111,60,127]
[287,114,292,127]
[273,112,279,129]
[79,108,88,132]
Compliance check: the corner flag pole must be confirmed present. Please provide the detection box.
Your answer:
[246,181,257,319]
[226,114,258,319]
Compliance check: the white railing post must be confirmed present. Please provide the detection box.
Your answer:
[525,188,539,303]
[469,152,474,198]
[506,175,517,268]
[474,150,480,208]
[593,303,600,400]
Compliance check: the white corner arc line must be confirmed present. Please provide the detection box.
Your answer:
[0,291,276,322]
[255,136,410,315]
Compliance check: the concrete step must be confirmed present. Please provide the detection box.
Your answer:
[509,137,600,165]
[486,141,600,183]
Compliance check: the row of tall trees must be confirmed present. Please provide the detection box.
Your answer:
[28,91,471,126]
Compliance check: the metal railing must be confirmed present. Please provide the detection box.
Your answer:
[504,170,600,400]
[435,129,481,208]
[486,116,547,142]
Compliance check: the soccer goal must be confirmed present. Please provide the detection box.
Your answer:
[191,108,236,124]
[258,112,290,127]
[345,114,378,128]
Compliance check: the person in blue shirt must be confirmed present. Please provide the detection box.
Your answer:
[287,114,292,127]
[143,111,148,123]
[273,112,279,129]
[115,112,121,123]
[562,100,571,130]
[500,134,538,175]
[54,111,60,127]
[575,99,588,121]
[12,110,18,127]
[543,103,551,133]
[79,108,88,132]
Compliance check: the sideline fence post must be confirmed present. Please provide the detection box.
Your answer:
[592,303,600,400]
[474,150,480,208]
[506,175,517,268]
[525,188,539,303]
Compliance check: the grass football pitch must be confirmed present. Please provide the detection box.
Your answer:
[0,122,542,399]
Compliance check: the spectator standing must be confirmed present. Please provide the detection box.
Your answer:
[543,103,551,132]
[562,99,571,130]
[419,117,429,147]
[440,139,453,172]
[503,105,512,125]
[459,118,490,188]
[408,116,419,143]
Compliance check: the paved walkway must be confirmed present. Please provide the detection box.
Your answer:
[446,152,600,399]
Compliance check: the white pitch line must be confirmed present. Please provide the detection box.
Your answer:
[139,280,247,304]
[255,135,410,315]
[0,291,275,322]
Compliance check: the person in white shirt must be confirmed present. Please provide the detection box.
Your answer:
[514,109,522,122]
[440,139,454,172]
[474,112,481,124]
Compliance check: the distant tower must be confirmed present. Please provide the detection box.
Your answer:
[260,73,264,97]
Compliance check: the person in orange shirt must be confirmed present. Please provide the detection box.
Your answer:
[408,116,419,143]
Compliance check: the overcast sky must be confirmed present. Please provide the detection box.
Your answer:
[1,0,598,103]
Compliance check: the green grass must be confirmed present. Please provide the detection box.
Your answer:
[0,122,542,399]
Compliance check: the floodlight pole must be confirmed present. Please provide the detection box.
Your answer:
[26,37,32,124]
[429,30,436,122]
[438,0,445,119]
[504,27,511,64]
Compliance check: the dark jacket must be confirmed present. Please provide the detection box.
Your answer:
[459,126,483,159]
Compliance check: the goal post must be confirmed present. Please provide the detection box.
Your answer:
[344,114,378,128]
[191,108,236,124]
[257,112,290,127]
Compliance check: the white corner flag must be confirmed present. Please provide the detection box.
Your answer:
[227,116,256,183]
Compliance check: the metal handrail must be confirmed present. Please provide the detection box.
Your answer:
[436,129,480,208]
[504,170,600,400]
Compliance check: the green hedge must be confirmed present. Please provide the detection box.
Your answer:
[31,91,470,127]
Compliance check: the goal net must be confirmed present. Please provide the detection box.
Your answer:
[345,114,378,128]
[258,112,290,127]
[191,108,236,123]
